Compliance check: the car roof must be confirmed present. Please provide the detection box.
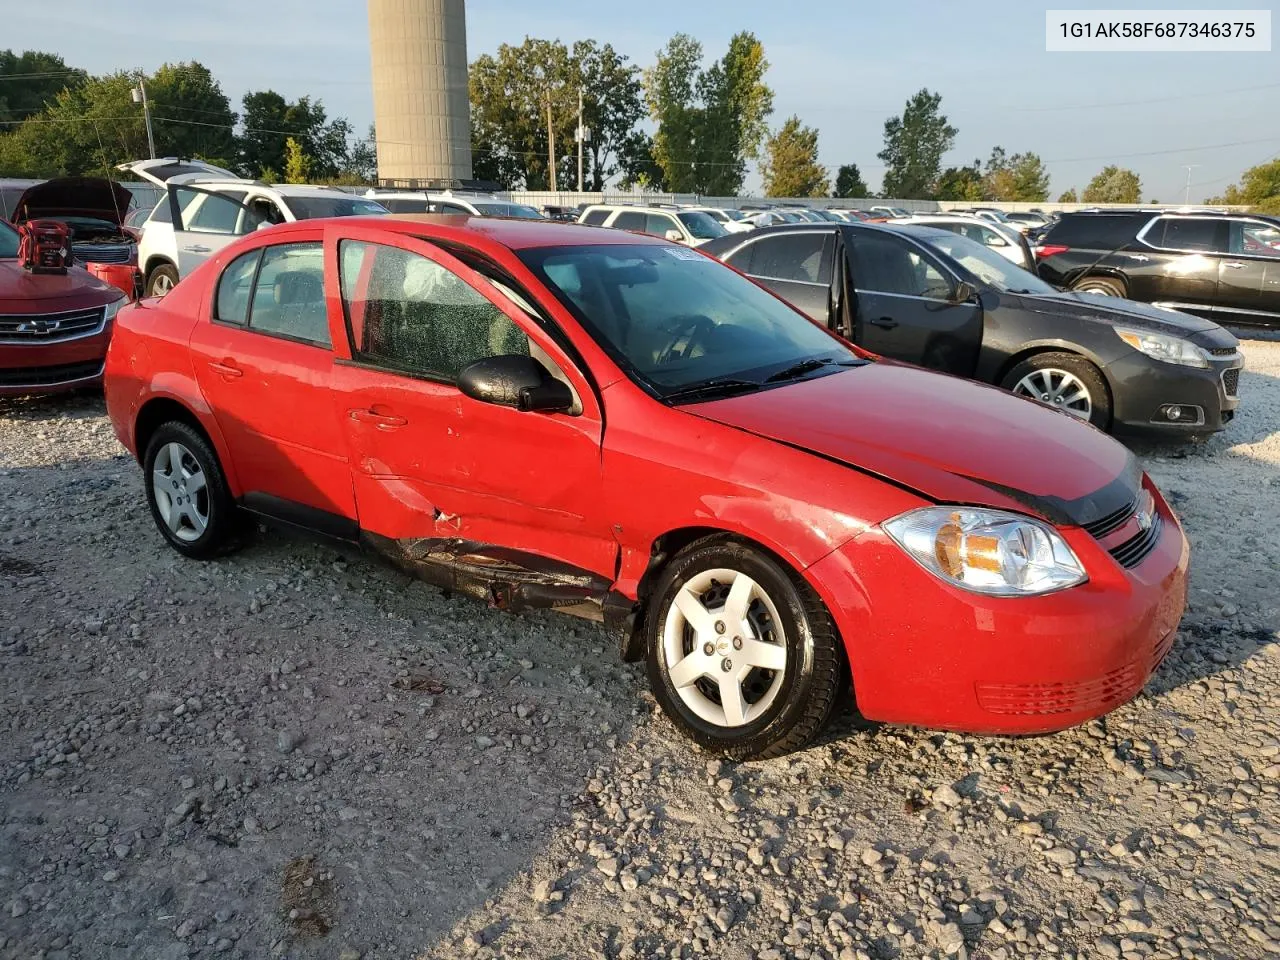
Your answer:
[258,214,670,251]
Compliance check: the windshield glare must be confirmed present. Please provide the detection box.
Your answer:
[676,210,727,240]
[520,243,855,395]
[919,232,1055,294]
[284,197,389,219]
[0,221,18,258]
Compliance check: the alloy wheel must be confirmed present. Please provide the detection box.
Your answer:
[661,567,788,728]
[1013,368,1093,421]
[151,273,174,296]
[150,441,210,542]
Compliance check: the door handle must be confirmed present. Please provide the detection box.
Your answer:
[868,317,898,330]
[1222,261,1246,269]
[182,244,212,253]
[207,360,243,379]
[347,407,408,430]
[1127,253,1150,262]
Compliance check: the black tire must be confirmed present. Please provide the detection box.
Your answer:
[1001,351,1112,431]
[644,535,845,760]
[142,421,243,559]
[146,263,180,298]
[1073,275,1125,298]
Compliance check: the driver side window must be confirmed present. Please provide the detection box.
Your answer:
[849,234,951,300]
[338,240,529,381]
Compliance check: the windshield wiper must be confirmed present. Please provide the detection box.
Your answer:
[764,356,859,383]
[663,378,763,404]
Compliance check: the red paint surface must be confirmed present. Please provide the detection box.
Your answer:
[105,218,1189,735]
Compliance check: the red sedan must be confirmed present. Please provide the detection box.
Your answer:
[1,221,127,396]
[103,216,1188,758]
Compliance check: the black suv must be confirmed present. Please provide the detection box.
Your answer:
[1035,210,1280,328]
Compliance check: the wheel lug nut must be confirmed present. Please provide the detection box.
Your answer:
[703,642,715,656]
[721,659,733,672]
[714,620,726,635]
[732,637,742,650]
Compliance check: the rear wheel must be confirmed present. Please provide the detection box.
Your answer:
[143,422,242,559]
[146,264,179,298]
[1002,351,1112,430]
[1073,275,1125,298]
[645,536,844,760]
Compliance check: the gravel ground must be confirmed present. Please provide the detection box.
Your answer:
[1,342,1278,960]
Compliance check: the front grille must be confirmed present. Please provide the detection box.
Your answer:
[1082,499,1137,540]
[1208,346,1238,357]
[1222,368,1240,398]
[1150,629,1176,670]
[72,243,132,265]
[0,360,104,387]
[1109,513,1163,569]
[0,306,105,343]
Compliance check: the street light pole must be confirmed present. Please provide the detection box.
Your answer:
[1183,164,1200,205]
[132,76,156,159]
[576,87,584,192]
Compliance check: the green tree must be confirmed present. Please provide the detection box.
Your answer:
[574,40,644,190]
[1081,165,1141,204]
[982,147,1049,201]
[761,116,828,198]
[936,161,984,201]
[616,130,665,189]
[833,163,869,198]
[1058,188,1078,203]
[877,88,956,199]
[148,62,238,165]
[0,50,86,123]
[645,32,773,195]
[340,124,378,184]
[283,137,311,183]
[1208,158,1280,214]
[239,91,351,180]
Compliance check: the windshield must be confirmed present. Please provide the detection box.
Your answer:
[676,210,727,240]
[519,243,857,397]
[0,221,17,258]
[473,202,545,219]
[919,232,1055,295]
[724,209,748,221]
[283,197,389,219]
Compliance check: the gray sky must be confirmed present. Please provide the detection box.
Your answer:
[10,0,1280,199]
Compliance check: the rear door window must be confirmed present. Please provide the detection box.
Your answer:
[215,250,261,325]
[748,233,832,284]
[246,242,330,346]
[581,209,610,226]
[1148,217,1227,253]
[184,190,247,234]
[1046,214,1145,249]
[612,211,647,232]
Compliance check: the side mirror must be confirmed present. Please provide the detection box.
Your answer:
[456,355,574,413]
[664,229,684,243]
[950,280,977,304]
[985,234,1007,246]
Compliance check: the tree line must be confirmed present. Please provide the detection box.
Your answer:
[3,44,1278,211]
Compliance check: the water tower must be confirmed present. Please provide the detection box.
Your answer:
[367,0,473,185]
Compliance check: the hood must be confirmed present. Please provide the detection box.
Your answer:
[1019,290,1219,336]
[0,260,123,310]
[689,362,1139,528]
[11,178,133,227]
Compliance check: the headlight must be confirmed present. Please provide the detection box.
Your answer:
[883,507,1086,597]
[1115,327,1209,368]
[104,297,125,322]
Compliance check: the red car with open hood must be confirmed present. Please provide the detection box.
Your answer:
[0,220,127,396]
[103,215,1187,758]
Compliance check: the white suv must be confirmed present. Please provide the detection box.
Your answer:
[679,205,754,234]
[576,204,727,246]
[365,190,545,219]
[120,158,389,297]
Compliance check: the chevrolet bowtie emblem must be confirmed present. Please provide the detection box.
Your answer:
[16,319,60,335]
[1135,509,1153,532]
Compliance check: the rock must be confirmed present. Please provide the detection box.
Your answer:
[276,730,301,754]
[10,899,29,919]
[1044,847,1077,866]
[933,784,962,808]
[714,906,735,933]
[596,857,621,878]
[860,848,883,866]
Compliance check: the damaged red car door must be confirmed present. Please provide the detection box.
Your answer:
[326,225,615,602]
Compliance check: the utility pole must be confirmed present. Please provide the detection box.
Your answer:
[576,87,591,192]
[545,92,557,193]
[131,76,156,160]
[1183,164,1200,205]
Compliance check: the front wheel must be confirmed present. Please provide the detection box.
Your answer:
[645,536,845,760]
[1001,351,1112,430]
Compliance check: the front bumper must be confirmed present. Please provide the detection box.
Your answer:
[808,483,1188,734]
[0,325,113,396]
[1106,349,1241,435]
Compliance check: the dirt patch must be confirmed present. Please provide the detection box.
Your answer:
[281,856,335,940]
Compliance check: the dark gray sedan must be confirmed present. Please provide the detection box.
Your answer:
[699,222,1243,436]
